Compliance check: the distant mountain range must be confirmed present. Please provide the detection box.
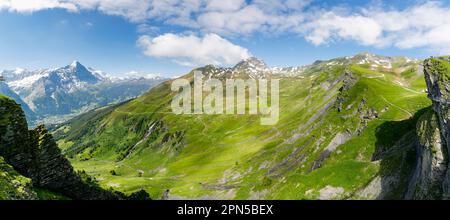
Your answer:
[198,53,419,79]
[0,61,166,126]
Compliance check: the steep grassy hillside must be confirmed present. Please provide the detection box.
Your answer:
[0,94,149,200]
[54,54,431,199]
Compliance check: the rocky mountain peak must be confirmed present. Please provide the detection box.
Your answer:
[65,60,89,73]
[69,60,82,68]
[233,57,269,72]
[56,61,102,85]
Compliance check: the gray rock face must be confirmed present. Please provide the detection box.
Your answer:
[29,125,122,200]
[412,57,450,199]
[310,132,353,171]
[423,59,450,154]
[406,110,447,199]
[0,96,35,174]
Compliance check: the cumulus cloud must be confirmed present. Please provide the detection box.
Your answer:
[3,0,450,55]
[0,0,311,28]
[303,12,383,46]
[0,0,151,22]
[0,0,77,13]
[80,0,152,22]
[197,5,271,35]
[137,33,252,67]
[196,0,310,35]
[205,0,246,12]
[302,1,450,53]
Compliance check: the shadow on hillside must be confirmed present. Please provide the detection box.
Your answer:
[373,107,431,200]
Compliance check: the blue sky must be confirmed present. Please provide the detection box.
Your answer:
[0,0,449,77]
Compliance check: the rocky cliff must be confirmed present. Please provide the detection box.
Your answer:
[407,57,450,199]
[0,94,149,200]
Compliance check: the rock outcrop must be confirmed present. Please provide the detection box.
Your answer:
[0,94,149,200]
[0,95,35,175]
[30,125,122,199]
[405,110,447,199]
[424,58,450,150]
[408,57,450,199]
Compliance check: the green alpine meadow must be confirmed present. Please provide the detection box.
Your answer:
[47,54,449,200]
[2,1,450,204]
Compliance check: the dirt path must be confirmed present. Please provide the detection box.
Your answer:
[380,96,413,118]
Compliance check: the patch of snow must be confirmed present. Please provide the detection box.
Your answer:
[9,73,48,90]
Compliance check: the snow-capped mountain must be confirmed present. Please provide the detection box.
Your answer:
[233,57,271,73]
[311,52,420,70]
[0,61,166,126]
[7,61,109,97]
[199,53,420,81]
[197,57,307,79]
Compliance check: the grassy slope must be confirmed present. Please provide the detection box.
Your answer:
[0,156,37,200]
[54,60,431,199]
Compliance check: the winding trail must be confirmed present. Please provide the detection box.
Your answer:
[380,96,413,118]
[399,86,425,95]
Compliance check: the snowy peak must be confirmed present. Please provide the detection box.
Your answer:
[349,52,419,69]
[57,60,102,84]
[1,61,109,94]
[66,60,91,75]
[233,57,269,72]
[0,68,37,82]
[70,60,81,68]
[197,57,305,79]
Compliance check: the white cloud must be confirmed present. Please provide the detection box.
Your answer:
[197,5,271,35]
[303,12,383,46]
[137,33,252,66]
[84,0,151,22]
[0,0,152,22]
[0,0,311,29]
[136,23,159,34]
[205,0,246,12]
[3,0,450,54]
[0,0,77,12]
[302,1,450,53]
